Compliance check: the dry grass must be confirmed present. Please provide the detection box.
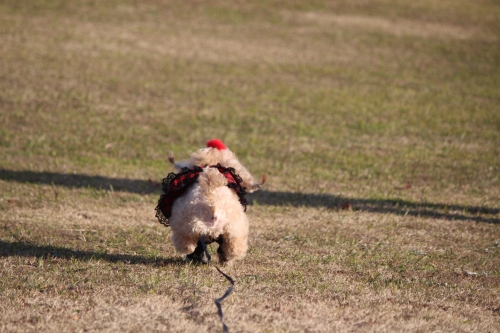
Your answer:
[1,202,499,332]
[1,0,499,332]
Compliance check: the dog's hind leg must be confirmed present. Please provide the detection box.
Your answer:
[186,236,220,264]
[171,232,198,256]
[215,236,226,263]
[186,239,210,264]
[217,234,248,265]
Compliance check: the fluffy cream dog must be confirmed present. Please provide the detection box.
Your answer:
[156,139,266,265]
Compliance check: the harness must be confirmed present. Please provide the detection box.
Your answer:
[155,164,248,227]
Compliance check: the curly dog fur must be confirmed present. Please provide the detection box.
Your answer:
[167,140,266,265]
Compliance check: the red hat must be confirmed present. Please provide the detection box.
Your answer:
[206,139,226,150]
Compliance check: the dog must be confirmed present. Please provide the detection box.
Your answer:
[156,139,267,265]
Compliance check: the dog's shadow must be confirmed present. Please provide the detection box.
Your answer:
[248,190,499,224]
[1,168,498,224]
[0,239,184,266]
[0,169,157,194]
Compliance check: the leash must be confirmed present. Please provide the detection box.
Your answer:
[214,266,234,333]
[200,235,235,333]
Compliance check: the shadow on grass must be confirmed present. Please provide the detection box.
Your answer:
[248,191,499,224]
[0,169,158,194]
[0,239,184,267]
[1,169,498,224]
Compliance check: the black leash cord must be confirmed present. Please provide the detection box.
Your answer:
[200,235,212,262]
[200,235,235,333]
[214,266,234,333]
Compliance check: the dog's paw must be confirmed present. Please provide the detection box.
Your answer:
[186,243,211,264]
[217,251,235,266]
[185,252,210,265]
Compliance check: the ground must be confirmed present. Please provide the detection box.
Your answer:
[0,0,499,332]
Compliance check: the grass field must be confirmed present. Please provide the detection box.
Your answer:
[1,0,499,332]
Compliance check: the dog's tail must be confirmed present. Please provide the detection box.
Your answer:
[168,151,175,165]
[168,151,194,171]
[198,167,228,193]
